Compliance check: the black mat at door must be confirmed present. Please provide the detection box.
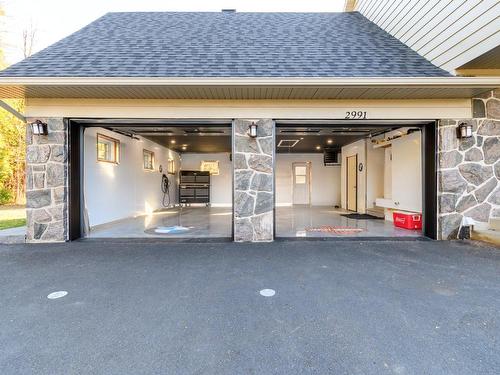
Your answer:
[341,213,384,220]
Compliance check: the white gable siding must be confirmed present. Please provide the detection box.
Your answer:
[347,0,500,73]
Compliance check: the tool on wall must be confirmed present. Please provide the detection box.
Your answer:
[161,174,170,207]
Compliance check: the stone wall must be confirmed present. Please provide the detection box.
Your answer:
[25,118,68,242]
[438,90,500,239]
[233,119,274,242]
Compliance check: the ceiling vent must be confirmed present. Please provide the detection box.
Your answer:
[324,148,340,166]
[277,139,300,148]
[222,9,236,13]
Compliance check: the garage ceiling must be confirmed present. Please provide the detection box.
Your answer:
[99,123,411,154]
[103,125,232,154]
[276,125,397,153]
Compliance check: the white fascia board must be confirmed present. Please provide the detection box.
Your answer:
[1,76,500,88]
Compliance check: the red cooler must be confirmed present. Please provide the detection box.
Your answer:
[393,211,422,230]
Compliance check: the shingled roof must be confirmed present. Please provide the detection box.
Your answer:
[0,11,450,78]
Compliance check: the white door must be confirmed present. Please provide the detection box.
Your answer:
[346,155,358,211]
[292,162,310,205]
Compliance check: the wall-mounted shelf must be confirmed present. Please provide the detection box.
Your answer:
[372,140,392,149]
[375,198,420,213]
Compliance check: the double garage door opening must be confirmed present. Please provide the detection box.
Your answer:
[73,119,436,241]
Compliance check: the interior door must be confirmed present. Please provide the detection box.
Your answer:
[292,162,310,205]
[346,155,357,211]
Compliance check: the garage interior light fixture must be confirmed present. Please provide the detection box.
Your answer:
[248,122,258,138]
[30,120,48,136]
[458,122,473,139]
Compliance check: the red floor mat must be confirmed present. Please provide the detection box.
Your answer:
[306,226,364,235]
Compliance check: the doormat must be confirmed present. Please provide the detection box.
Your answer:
[341,213,383,220]
[306,226,364,235]
[144,226,191,235]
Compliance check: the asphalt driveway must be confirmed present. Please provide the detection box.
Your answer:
[0,239,499,375]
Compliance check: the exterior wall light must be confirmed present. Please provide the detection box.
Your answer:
[458,122,473,139]
[248,122,258,138]
[30,120,48,136]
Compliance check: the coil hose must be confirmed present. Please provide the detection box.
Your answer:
[161,174,170,207]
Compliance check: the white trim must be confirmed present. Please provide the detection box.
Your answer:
[1,76,500,87]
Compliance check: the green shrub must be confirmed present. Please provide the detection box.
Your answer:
[0,187,13,205]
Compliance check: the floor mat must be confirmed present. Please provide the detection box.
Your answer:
[306,226,364,235]
[144,226,191,235]
[340,213,384,220]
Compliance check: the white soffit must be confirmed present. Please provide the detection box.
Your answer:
[0,77,498,100]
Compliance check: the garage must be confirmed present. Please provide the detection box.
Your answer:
[75,120,233,240]
[274,120,436,239]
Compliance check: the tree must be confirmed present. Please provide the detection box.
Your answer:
[0,5,26,204]
[22,22,36,59]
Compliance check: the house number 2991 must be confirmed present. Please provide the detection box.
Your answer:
[345,111,367,119]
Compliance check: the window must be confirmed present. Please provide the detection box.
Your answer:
[295,165,307,184]
[200,160,220,175]
[167,158,176,174]
[97,134,119,163]
[143,149,155,171]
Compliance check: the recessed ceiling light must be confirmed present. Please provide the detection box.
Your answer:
[327,139,333,144]
[170,139,176,144]
[316,146,321,150]
[300,137,304,140]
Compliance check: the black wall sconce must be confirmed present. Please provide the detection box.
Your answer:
[248,122,258,138]
[30,120,48,136]
[457,122,473,139]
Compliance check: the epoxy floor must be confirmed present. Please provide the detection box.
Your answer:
[89,206,232,238]
[276,206,422,238]
[89,205,421,239]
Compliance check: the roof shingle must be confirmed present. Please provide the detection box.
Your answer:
[0,12,451,78]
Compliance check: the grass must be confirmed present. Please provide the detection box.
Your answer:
[0,218,26,230]
[0,205,26,230]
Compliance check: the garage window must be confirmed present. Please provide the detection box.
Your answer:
[97,134,119,163]
[167,158,176,174]
[143,149,155,171]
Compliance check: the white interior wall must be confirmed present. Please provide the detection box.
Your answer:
[391,131,422,213]
[341,139,367,213]
[276,153,341,206]
[384,147,392,199]
[179,153,232,206]
[84,127,180,227]
[340,128,422,218]
[366,142,385,210]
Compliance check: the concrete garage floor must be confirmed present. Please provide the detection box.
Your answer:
[0,240,499,374]
[89,206,420,240]
[276,206,422,238]
[89,206,232,238]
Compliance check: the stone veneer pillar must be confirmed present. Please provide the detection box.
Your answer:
[25,118,68,242]
[233,119,274,242]
[437,90,500,239]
